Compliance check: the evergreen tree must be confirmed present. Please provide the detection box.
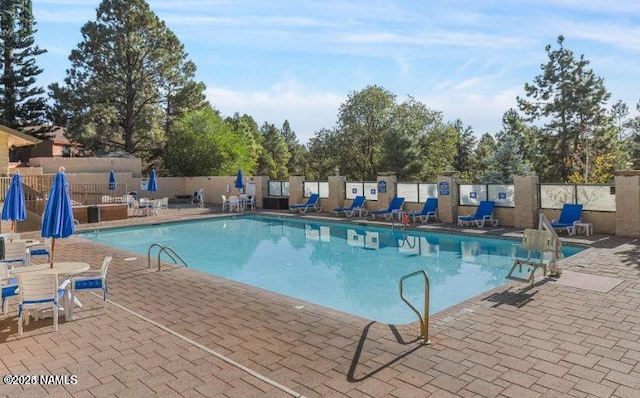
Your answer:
[479,135,524,183]
[626,100,640,168]
[517,35,614,182]
[472,133,496,179]
[0,0,47,134]
[281,120,308,175]
[49,0,207,167]
[496,109,538,174]
[257,122,290,179]
[452,119,476,182]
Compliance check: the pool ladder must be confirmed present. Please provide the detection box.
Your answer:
[399,270,431,345]
[147,243,189,271]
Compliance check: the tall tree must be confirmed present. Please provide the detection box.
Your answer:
[496,108,539,174]
[257,122,290,179]
[478,134,525,183]
[49,0,207,167]
[625,100,640,168]
[517,35,613,182]
[0,0,47,133]
[451,119,476,182]
[472,133,496,179]
[379,97,457,181]
[306,128,343,179]
[281,120,307,175]
[338,85,395,180]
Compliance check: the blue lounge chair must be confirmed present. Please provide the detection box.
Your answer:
[334,196,367,217]
[458,200,498,228]
[409,198,439,223]
[371,197,405,220]
[289,193,321,213]
[551,204,583,235]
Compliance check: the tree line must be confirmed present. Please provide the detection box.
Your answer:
[1,0,639,183]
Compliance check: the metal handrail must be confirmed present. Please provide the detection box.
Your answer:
[147,243,189,271]
[399,270,431,345]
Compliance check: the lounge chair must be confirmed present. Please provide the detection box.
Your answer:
[371,197,405,220]
[458,200,498,228]
[409,198,439,223]
[551,204,583,235]
[334,196,367,217]
[289,193,321,213]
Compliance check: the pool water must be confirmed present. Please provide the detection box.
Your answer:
[80,216,584,324]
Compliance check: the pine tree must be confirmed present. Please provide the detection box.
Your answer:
[0,0,47,133]
[281,120,307,175]
[49,0,207,166]
[517,35,613,182]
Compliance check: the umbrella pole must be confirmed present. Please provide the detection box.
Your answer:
[10,221,14,242]
[50,238,56,268]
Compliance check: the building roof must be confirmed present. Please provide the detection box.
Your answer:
[0,124,41,147]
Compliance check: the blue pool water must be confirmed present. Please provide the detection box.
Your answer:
[80,216,584,324]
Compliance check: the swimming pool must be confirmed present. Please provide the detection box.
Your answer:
[80,216,584,324]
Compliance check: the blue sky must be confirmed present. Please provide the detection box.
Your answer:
[33,0,640,144]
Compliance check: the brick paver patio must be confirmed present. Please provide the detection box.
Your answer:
[1,206,639,397]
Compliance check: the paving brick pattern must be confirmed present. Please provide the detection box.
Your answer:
[1,206,639,397]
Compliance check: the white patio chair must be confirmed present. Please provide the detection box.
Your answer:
[69,256,111,319]
[160,197,169,212]
[228,195,241,212]
[1,241,28,267]
[29,238,52,263]
[221,195,230,211]
[0,263,18,315]
[17,273,70,335]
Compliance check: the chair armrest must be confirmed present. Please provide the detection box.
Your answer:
[72,270,101,279]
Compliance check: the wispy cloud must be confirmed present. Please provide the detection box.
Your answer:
[30,0,640,141]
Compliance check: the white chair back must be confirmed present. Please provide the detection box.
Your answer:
[0,232,21,241]
[100,256,112,277]
[17,273,63,334]
[228,196,240,211]
[19,273,57,303]
[3,241,27,265]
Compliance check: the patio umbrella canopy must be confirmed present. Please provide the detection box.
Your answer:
[235,169,244,193]
[41,167,75,268]
[1,173,26,242]
[147,169,158,199]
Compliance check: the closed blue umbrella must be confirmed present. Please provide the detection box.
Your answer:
[147,169,158,199]
[108,170,117,191]
[1,173,26,241]
[41,168,75,268]
[235,169,244,192]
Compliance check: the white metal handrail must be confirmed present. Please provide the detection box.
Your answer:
[399,270,431,345]
[147,243,189,271]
